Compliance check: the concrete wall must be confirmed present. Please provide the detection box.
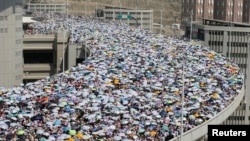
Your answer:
[103,9,153,31]
[169,85,245,141]
[187,22,250,126]
[0,0,23,88]
[67,44,91,70]
[23,34,56,82]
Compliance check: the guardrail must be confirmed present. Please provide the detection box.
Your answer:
[167,86,245,141]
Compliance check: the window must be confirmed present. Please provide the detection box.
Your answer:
[16,39,22,44]
[15,74,22,80]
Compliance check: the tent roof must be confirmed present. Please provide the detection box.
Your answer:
[22,17,38,23]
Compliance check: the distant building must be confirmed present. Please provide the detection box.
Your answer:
[27,3,66,13]
[214,0,243,22]
[182,0,244,24]
[100,7,153,31]
[243,0,250,23]
[0,0,23,88]
[22,29,90,83]
[181,0,214,25]
[185,19,250,125]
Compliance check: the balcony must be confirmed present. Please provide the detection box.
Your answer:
[23,64,53,72]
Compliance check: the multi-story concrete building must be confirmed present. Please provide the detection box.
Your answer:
[27,3,66,13]
[182,0,244,24]
[101,7,153,31]
[22,30,90,84]
[214,0,243,22]
[181,0,214,25]
[185,19,250,126]
[0,0,23,88]
[243,0,250,23]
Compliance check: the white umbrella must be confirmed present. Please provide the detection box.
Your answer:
[82,125,90,130]
[145,93,153,98]
[114,136,122,141]
[36,129,44,134]
[57,134,71,140]
[0,123,8,130]
[82,136,91,140]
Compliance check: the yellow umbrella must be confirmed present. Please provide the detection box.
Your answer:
[114,79,119,85]
[150,131,157,136]
[76,132,83,139]
[211,93,218,99]
[194,113,200,118]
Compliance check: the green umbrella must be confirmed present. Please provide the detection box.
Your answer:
[16,130,25,135]
[39,137,46,141]
[138,129,145,133]
[162,125,169,131]
[69,130,76,136]
[166,100,172,104]
[59,101,67,107]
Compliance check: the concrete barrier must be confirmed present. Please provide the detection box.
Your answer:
[167,86,245,141]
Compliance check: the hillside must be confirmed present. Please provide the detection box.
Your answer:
[25,0,182,35]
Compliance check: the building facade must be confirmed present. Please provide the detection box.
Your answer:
[186,19,250,125]
[27,3,66,13]
[214,0,243,22]
[181,0,214,25]
[0,0,23,88]
[102,8,153,31]
[22,31,90,84]
[243,0,250,23]
[182,0,244,24]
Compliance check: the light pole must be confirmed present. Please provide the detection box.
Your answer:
[160,10,162,35]
[119,0,121,23]
[190,10,193,42]
[228,22,232,60]
[62,29,65,73]
[180,45,190,141]
[174,16,178,37]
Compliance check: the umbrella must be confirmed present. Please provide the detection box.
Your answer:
[145,93,153,98]
[16,130,25,135]
[57,134,71,140]
[82,135,91,140]
[138,128,145,133]
[162,125,168,131]
[36,129,44,134]
[0,123,8,130]
[69,130,76,136]
[113,136,122,141]
[150,131,157,136]
[189,115,196,120]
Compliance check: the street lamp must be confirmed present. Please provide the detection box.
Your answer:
[174,16,178,37]
[180,45,190,141]
[62,29,66,73]
[160,10,162,35]
[190,10,193,42]
[228,22,232,60]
